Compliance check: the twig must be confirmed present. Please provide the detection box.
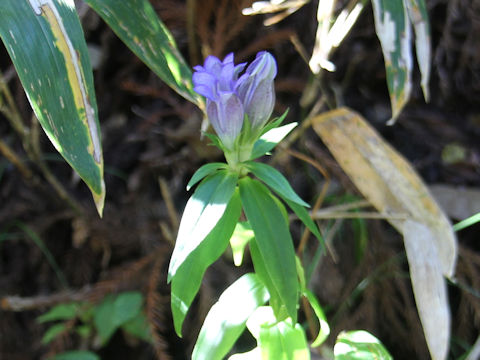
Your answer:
[0,139,33,180]
[158,177,179,232]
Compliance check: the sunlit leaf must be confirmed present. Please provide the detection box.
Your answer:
[230,222,254,266]
[258,316,310,360]
[304,289,330,347]
[84,0,202,108]
[239,177,298,322]
[0,0,105,214]
[334,330,392,360]
[192,273,269,360]
[251,122,297,160]
[171,191,241,336]
[168,170,238,281]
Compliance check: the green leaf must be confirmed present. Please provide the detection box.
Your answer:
[168,170,238,281]
[192,273,269,360]
[284,199,324,248]
[187,162,228,191]
[334,330,393,360]
[93,295,117,344]
[37,303,78,323]
[112,291,143,326]
[50,351,100,360]
[41,323,67,344]
[260,109,290,136]
[371,0,412,123]
[171,191,242,336]
[239,177,298,322]
[247,161,309,207]
[304,290,330,347]
[257,315,310,360]
[230,222,254,266]
[0,0,105,215]
[93,291,143,345]
[84,0,202,107]
[251,122,297,160]
[122,311,152,342]
[249,239,285,320]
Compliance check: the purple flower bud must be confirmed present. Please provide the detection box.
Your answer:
[236,51,276,130]
[192,51,277,149]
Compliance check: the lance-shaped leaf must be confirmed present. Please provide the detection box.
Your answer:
[405,0,431,101]
[403,220,450,360]
[0,0,105,215]
[168,170,238,281]
[192,273,269,360]
[371,0,412,124]
[171,191,242,336]
[239,177,298,322]
[84,0,203,108]
[334,330,392,360]
[186,162,227,191]
[246,161,309,207]
[251,121,296,160]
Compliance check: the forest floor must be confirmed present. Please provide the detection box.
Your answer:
[1,0,479,359]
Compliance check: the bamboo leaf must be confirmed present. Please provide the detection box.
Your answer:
[171,191,241,336]
[371,0,412,123]
[84,0,202,108]
[405,0,431,101]
[312,107,456,360]
[239,177,298,322]
[192,273,269,360]
[403,220,450,360]
[0,0,105,215]
[168,170,238,281]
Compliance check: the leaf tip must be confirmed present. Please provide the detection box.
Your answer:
[92,179,106,217]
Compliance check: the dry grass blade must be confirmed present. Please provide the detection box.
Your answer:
[312,107,457,277]
[312,107,457,360]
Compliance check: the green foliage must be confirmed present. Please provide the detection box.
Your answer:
[168,170,238,281]
[0,0,105,214]
[84,0,202,108]
[50,351,100,360]
[239,177,299,322]
[37,291,150,356]
[170,191,242,336]
[93,291,144,344]
[192,273,269,360]
[334,330,393,360]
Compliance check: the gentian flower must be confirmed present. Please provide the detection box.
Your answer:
[192,51,277,151]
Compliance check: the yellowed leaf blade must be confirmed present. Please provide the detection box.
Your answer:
[312,107,457,277]
[403,220,450,360]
